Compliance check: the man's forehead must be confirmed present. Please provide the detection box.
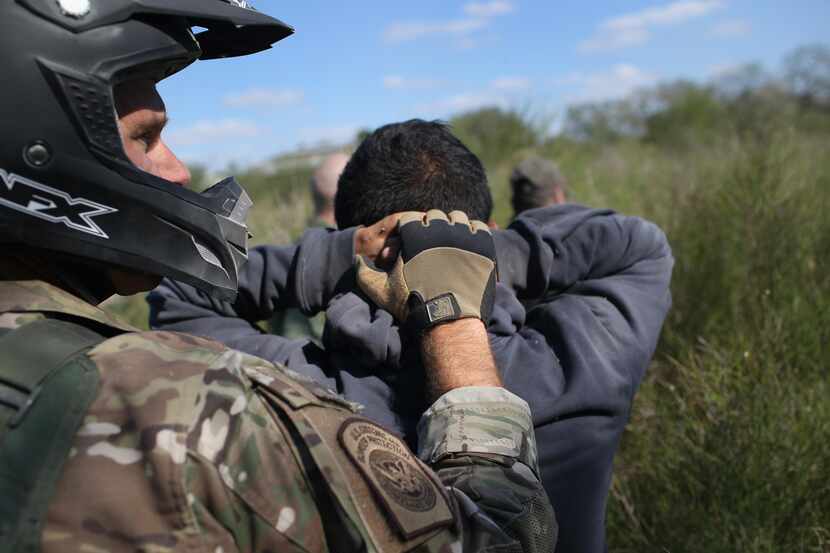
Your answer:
[114,80,166,118]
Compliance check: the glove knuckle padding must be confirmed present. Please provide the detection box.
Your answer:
[447,210,471,227]
[399,211,426,227]
[399,219,494,262]
[425,209,450,224]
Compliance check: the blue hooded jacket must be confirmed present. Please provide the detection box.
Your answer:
[148,204,674,553]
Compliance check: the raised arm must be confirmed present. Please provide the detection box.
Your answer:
[147,216,400,354]
[357,210,557,552]
[149,226,354,325]
[147,240,315,367]
[494,204,674,407]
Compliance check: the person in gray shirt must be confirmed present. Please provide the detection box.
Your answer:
[510,156,568,218]
[269,152,350,343]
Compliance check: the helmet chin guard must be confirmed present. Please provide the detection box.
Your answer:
[0,0,293,300]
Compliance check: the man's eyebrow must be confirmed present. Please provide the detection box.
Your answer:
[133,113,169,136]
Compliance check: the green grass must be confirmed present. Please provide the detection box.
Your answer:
[554,127,830,552]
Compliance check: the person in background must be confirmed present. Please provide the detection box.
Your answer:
[510,156,568,218]
[270,152,350,343]
[310,152,349,228]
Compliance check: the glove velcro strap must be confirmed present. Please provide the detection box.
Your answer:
[406,293,463,333]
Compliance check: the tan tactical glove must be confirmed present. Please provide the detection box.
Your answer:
[356,210,497,332]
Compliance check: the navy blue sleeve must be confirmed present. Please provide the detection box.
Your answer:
[146,227,358,367]
[233,226,358,320]
[494,204,674,397]
[491,204,674,553]
[146,275,307,367]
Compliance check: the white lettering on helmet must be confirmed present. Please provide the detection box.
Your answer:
[0,169,117,239]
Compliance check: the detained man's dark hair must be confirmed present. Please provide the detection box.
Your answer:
[335,119,493,228]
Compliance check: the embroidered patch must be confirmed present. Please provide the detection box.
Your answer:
[338,418,453,539]
[370,448,436,511]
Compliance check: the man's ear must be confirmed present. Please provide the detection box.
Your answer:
[487,220,499,230]
[552,187,567,205]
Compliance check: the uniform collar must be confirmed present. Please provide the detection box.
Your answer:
[0,280,136,333]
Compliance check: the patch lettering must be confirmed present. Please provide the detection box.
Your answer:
[338,418,453,539]
[0,169,116,238]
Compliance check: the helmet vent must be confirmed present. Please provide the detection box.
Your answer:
[192,237,224,269]
[58,74,124,157]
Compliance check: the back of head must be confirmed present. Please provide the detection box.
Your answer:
[311,152,350,213]
[335,120,492,228]
[510,156,566,215]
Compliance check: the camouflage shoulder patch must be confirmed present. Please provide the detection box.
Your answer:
[0,280,135,332]
[338,418,453,540]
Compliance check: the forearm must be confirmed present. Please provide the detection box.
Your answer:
[495,204,671,299]
[416,320,555,551]
[420,319,501,402]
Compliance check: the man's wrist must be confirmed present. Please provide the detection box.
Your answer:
[420,318,501,401]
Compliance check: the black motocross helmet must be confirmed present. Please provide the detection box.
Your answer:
[0,0,292,300]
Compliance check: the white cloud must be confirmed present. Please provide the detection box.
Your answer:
[557,64,658,101]
[708,19,751,38]
[296,125,361,146]
[383,75,406,89]
[417,92,508,115]
[491,76,532,91]
[579,27,650,53]
[223,88,304,109]
[708,62,745,78]
[383,19,487,43]
[179,147,273,172]
[167,119,265,147]
[605,0,724,30]
[463,1,514,18]
[383,75,442,90]
[383,2,513,44]
[457,36,480,50]
[410,74,529,116]
[580,0,724,52]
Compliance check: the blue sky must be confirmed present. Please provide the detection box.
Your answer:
[158,0,830,169]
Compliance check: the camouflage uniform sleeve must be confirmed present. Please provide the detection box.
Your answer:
[417,387,557,553]
[43,331,326,553]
